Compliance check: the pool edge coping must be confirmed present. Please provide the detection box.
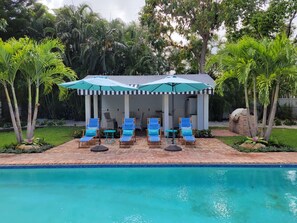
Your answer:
[1,163,297,169]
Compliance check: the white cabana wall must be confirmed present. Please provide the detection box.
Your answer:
[82,74,214,130]
[86,93,209,130]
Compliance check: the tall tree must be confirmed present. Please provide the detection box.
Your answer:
[208,34,297,141]
[19,38,76,140]
[208,37,259,136]
[0,38,26,143]
[140,0,222,73]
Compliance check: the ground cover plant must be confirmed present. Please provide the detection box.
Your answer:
[217,128,297,152]
[0,126,82,153]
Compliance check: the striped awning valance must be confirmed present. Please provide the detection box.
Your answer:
[77,85,214,96]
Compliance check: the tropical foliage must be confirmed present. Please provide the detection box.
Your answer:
[208,34,297,141]
[0,37,76,143]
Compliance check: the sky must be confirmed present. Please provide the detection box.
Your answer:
[39,0,146,23]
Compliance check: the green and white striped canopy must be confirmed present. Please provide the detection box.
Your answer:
[139,75,210,93]
[60,76,137,91]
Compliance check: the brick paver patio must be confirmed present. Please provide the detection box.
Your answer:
[0,130,297,166]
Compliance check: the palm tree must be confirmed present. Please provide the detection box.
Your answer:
[207,37,259,136]
[55,4,99,73]
[0,38,24,143]
[263,34,297,140]
[19,38,76,140]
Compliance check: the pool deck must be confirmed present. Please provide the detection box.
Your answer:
[0,129,296,166]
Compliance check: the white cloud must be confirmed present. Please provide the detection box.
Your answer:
[39,0,145,23]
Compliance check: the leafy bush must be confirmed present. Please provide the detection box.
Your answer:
[2,122,12,128]
[195,129,213,138]
[244,136,268,145]
[231,137,296,152]
[274,118,282,126]
[73,129,84,138]
[283,119,296,126]
[0,139,53,153]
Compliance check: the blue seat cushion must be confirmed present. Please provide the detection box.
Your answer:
[148,129,159,136]
[120,135,132,142]
[123,129,134,136]
[149,136,160,142]
[183,135,196,142]
[85,129,97,137]
[80,136,94,142]
[182,128,193,136]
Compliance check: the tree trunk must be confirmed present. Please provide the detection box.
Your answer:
[244,83,253,137]
[10,84,23,142]
[199,34,209,73]
[253,76,258,135]
[3,84,22,143]
[28,85,39,139]
[260,105,267,137]
[265,82,280,141]
[26,80,32,139]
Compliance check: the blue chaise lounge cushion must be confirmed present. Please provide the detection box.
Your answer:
[85,129,97,137]
[148,129,159,136]
[182,128,192,136]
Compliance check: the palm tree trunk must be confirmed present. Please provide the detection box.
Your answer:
[265,81,280,141]
[253,76,258,135]
[260,105,267,137]
[28,85,39,139]
[10,84,23,142]
[244,83,253,137]
[3,84,22,143]
[26,80,32,139]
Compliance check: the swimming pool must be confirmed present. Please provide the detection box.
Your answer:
[0,165,296,223]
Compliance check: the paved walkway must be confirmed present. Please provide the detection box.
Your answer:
[0,130,296,166]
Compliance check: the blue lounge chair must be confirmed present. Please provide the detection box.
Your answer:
[119,119,136,147]
[180,128,196,145]
[87,118,100,130]
[147,118,161,147]
[79,128,98,148]
[179,117,192,128]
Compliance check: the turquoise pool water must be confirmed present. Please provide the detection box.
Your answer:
[0,166,297,223]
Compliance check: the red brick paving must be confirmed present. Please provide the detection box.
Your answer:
[0,130,296,166]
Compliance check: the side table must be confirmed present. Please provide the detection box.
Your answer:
[103,129,116,144]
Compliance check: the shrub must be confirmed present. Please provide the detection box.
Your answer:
[195,129,213,138]
[274,118,282,126]
[2,122,12,128]
[56,120,65,126]
[73,129,84,138]
[283,119,296,126]
[231,137,295,152]
[244,136,268,145]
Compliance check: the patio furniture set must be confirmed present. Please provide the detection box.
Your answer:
[78,117,196,150]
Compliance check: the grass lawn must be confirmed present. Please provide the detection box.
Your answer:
[218,128,297,149]
[0,126,83,148]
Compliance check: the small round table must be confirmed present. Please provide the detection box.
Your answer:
[165,129,178,144]
[103,129,116,144]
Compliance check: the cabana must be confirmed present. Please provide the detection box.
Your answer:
[77,74,215,131]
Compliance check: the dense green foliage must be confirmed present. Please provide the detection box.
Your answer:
[0,0,297,124]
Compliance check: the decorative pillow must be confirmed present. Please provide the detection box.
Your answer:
[85,129,97,137]
[148,129,159,136]
[123,130,133,136]
[182,128,192,136]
